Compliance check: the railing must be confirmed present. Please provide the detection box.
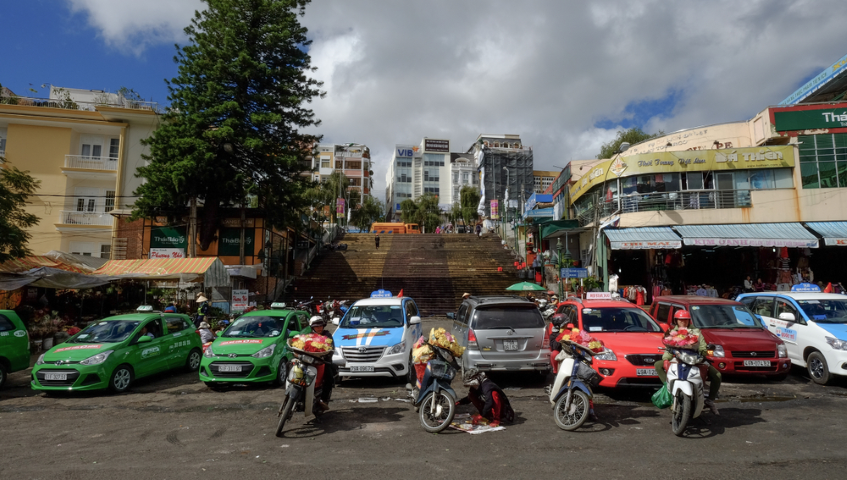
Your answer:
[576,189,753,226]
[60,211,113,226]
[1,95,160,113]
[64,155,119,171]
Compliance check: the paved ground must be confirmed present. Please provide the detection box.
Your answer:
[2,317,847,479]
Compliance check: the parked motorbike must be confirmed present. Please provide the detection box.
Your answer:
[662,346,709,436]
[275,348,334,437]
[549,341,599,430]
[413,343,460,433]
[324,242,348,251]
[294,297,315,315]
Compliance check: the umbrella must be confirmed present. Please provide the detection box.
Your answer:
[505,282,547,291]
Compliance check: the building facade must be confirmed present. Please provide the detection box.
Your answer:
[469,134,534,219]
[0,86,160,258]
[533,170,558,193]
[385,138,456,220]
[312,143,372,204]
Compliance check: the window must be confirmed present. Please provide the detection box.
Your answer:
[346,161,362,170]
[165,316,190,334]
[320,156,331,168]
[74,188,98,213]
[80,135,103,158]
[581,307,661,332]
[655,303,672,324]
[751,297,775,317]
[462,172,469,184]
[0,314,15,332]
[105,190,115,212]
[404,300,419,321]
[750,170,775,189]
[69,242,96,257]
[0,127,7,153]
[108,138,120,160]
[424,170,439,182]
[471,306,545,330]
[683,172,704,190]
[424,187,439,194]
[100,244,111,259]
[335,160,343,169]
[799,134,847,189]
[776,299,801,322]
[453,172,459,184]
[423,154,444,166]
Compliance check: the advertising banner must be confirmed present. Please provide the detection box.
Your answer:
[773,105,847,131]
[490,199,499,219]
[150,226,187,249]
[149,248,185,259]
[424,139,450,152]
[560,268,588,279]
[218,227,255,256]
[336,197,345,215]
[232,289,249,312]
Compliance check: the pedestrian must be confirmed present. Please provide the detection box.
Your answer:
[455,369,515,427]
[198,321,216,343]
[164,301,177,313]
[475,223,482,239]
[462,292,471,300]
[743,275,753,293]
[375,233,380,250]
[195,294,209,327]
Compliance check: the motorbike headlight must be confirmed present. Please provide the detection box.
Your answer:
[252,344,276,358]
[593,349,617,361]
[777,344,787,358]
[36,354,45,365]
[825,336,847,351]
[711,345,725,358]
[79,350,114,366]
[204,347,215,357]
[387,342,406,355]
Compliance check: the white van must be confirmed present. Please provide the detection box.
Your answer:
[737,285,847,385]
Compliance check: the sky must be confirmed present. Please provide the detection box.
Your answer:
[3,0,847,203]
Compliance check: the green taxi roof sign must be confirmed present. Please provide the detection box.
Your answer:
[270,302,287,309]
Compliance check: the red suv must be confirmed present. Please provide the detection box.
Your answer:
[554,297,666,388]
[650,296,791,380]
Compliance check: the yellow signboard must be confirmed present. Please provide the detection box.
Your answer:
[569,145,795,203]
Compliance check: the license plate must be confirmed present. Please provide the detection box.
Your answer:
[504,340,519,351]
[218,365,242,372]
[636,368,658,376]
[45,373,68,381]
[743,360,771,367]
[350,366,374,372]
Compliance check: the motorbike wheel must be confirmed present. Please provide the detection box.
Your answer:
[419,391,455,433]
[275,394,294,437]
[553,389,590,431]
[671,390,691,437]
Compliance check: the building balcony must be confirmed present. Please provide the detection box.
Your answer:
[57,210,113,227]
[1,94,160,113]
[575,189,753,226]
[62,155,118,179]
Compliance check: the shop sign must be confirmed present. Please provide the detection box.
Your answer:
[150,226,187,249]
[525,207,554,218]
[779,53,847,105]
[569,145,796,203]
[149,248,185,259]
[370,289,392,298]
[610,240,681,250]
[232,289,249,312]
[682,238,819,248]
[791,283,821,292]
[218,227,255,256]
[560,268,588,279]
[490,200,499,219]
[396,145,418,157]
[424,139,450,152]
[221,218,256,228]
[827,238,847,246]
[773,106,847,131]
[586,292,611,300]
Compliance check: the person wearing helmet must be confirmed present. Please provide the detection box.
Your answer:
[455,369,515,428]
[309,315,335,410]
[654,310,721,415]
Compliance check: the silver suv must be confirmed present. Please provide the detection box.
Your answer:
[447,296,550,373]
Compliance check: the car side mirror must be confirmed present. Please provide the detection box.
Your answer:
[332,317,340,326]
[136,335,152,344]
[754,314,763,321]
[410,316,421,325]
[778,312,796,322]
[446,312,455,320]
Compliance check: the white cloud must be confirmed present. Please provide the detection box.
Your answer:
[65,0,847,205]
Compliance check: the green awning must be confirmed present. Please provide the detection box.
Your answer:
[540,219,581,239]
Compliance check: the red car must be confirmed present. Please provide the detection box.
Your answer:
[649,296,790,380]
[554,297,666,388]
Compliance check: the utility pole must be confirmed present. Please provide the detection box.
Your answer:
[189,196,197,258]
[239,203,246,265]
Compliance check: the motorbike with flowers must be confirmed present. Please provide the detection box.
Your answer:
[410,328,465,433]
[275,334,334,437]
[661,328,709,436]
[549,327,604,430]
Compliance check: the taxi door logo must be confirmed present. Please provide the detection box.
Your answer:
[142,346,161,358]
[14,330,26,337]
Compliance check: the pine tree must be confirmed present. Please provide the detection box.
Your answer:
[133,0,323,249]
[0,165,41,263]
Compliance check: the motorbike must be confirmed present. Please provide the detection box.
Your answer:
[549,341,599,430]
[413,343,460,433]
[324,242,348,251]
[275,347,334,437]
[662,346,709,436]
[294,297,315,315]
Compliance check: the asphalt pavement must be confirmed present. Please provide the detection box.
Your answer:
[2,317,847,479]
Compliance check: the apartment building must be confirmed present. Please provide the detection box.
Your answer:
[312,143,372,205]
[0,86,159,258]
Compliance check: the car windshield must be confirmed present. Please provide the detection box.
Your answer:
[223,316,285,338]
[797,299,847,324]
[581,307,661,333]
[472,306,545,330]
[69,320,139,343]
[340,305,404,328]
[690,304,764,328]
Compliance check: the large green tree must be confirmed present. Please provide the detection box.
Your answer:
[459,186,481,226]
[0,164,41,263]
[350,195,384,233]
[596,127,665,159]
[133,0,322,249]
[400,194,442,233]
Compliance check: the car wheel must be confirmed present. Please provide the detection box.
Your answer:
[109,365,133,393]
[807,351,831,385]
[0,364,7,389]
[406,353,415,386]
[184,348,202,372]
[272,359,288,387]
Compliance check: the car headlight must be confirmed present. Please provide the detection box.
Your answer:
[825,336,847,351]
[79,350,114,366]
[593,349,616,361]
[777,344,787,358]
[387,342,406,355]
[711,345,725,358]
[36,354,45,365]
[252,344,276,358]
[204,347,215,357]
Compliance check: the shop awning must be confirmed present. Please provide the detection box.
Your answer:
[604,227,682,250]
[540,219,582,239]
[805,222,847,246]
[674,223,819,248]
[93,257,230,287]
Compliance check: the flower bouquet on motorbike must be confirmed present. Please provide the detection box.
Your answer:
[411,328,464,388]
[555,327,606,354]
[662,328,700,351]
[288,333,334,357]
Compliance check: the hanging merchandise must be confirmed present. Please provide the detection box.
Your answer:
[780,247,789,259]
[609,274,619,293]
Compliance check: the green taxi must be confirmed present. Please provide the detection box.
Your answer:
[200,308,311,389]
[1,310,30,388]
[31,313,202,393]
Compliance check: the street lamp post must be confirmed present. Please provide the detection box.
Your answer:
[557,238,563,300]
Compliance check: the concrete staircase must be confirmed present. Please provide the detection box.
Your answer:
[287,233,523,315]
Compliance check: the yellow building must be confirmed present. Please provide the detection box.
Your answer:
[0,87,159,258]
[533,170,558,193]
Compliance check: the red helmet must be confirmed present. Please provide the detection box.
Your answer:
[673,310,691,321]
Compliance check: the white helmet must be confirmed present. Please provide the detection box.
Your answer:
[309,316,326,327]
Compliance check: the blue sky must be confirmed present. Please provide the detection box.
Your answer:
[0,1,175,104]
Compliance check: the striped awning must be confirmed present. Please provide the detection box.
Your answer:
[806,222,847,246]
[604,227,682,250]
[93,258,218,276]
[674,223,819,248]
[0,256,89,274]
[91,260,146,276]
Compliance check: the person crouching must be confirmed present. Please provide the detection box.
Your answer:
[456,369,515,427]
